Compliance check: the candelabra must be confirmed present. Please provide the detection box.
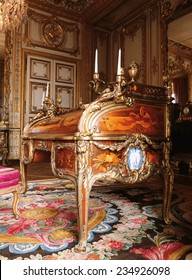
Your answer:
[90,61,138,97]
[89,73,105,95]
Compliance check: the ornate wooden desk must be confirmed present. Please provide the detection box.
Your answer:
[20,81,174,252]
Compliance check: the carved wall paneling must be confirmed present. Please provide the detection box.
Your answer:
[24,9,80,57]
[9,129,20,160]
[29,82,47,114]
[0,128,9,164]
[95,29,110,82]
[25,52,77,123]
[91,28,110,100]
[0,60,4,111]
[82,23,93,104]
[56,63,74,84]
[149,3,161,85]
[122,15,147,84]
[111,30,121,81]
[3,31,12,126]
[30,58,51,80]
[7,27,23,160]
[55,85,75,109]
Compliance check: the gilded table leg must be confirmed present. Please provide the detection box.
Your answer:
[74,140,90,253]
[75,181,90,253]
[19,160,28,194]
[163,166,174,224]
[12,191,21,219]
[162,139,174,224]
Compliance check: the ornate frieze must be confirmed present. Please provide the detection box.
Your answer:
[168,39,192,61]
[45,0,95,13]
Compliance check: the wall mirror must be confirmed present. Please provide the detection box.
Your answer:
[161,0,192,121]
[168,11,192,106]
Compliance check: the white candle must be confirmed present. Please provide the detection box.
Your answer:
[46,82,49,97]
[41,90,45,105]
[117,48,121,75]
[94,49,98,73]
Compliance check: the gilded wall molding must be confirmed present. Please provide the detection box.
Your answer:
[14,28,23,127]
[150,4,160,78]
[3,31,12,125]
[168,42,192,78]
[168,39,192,61]
[24,9,80,57]
[122,16,147,83]
[151,56,159,76]
[160,0,191,76]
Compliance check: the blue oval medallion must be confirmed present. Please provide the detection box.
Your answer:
[127,147,143,171]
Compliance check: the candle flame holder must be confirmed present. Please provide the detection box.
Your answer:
[89,73,105,95]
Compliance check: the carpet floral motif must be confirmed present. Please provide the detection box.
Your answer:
[0,180,118,255]
[0,179,191,260]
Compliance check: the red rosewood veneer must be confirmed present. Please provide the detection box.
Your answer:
[20,82,174,252]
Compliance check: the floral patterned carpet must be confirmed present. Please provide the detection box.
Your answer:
[0,178,192,260]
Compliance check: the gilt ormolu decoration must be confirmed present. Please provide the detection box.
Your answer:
[20,63,174,252]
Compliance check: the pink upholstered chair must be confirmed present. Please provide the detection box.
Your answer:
[0,166,20,219]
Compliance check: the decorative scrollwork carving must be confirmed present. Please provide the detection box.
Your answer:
[92,133,163,152]
[20,140,35,164]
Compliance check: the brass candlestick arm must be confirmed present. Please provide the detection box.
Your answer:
[89,73,105,95]
[116,67,127,88]
[116,75,122,84]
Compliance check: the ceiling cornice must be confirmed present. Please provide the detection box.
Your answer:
[26,0,126,23]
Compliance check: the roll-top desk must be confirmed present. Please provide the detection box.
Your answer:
[20,81,174,252]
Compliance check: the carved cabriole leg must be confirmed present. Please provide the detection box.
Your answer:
[74,140,91,253]
[12,190,21,219]
[75,179,90,253]
[162,139,174,224]
[20,160,28,194]
[20,140,34,194]
[163,166,174,224]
